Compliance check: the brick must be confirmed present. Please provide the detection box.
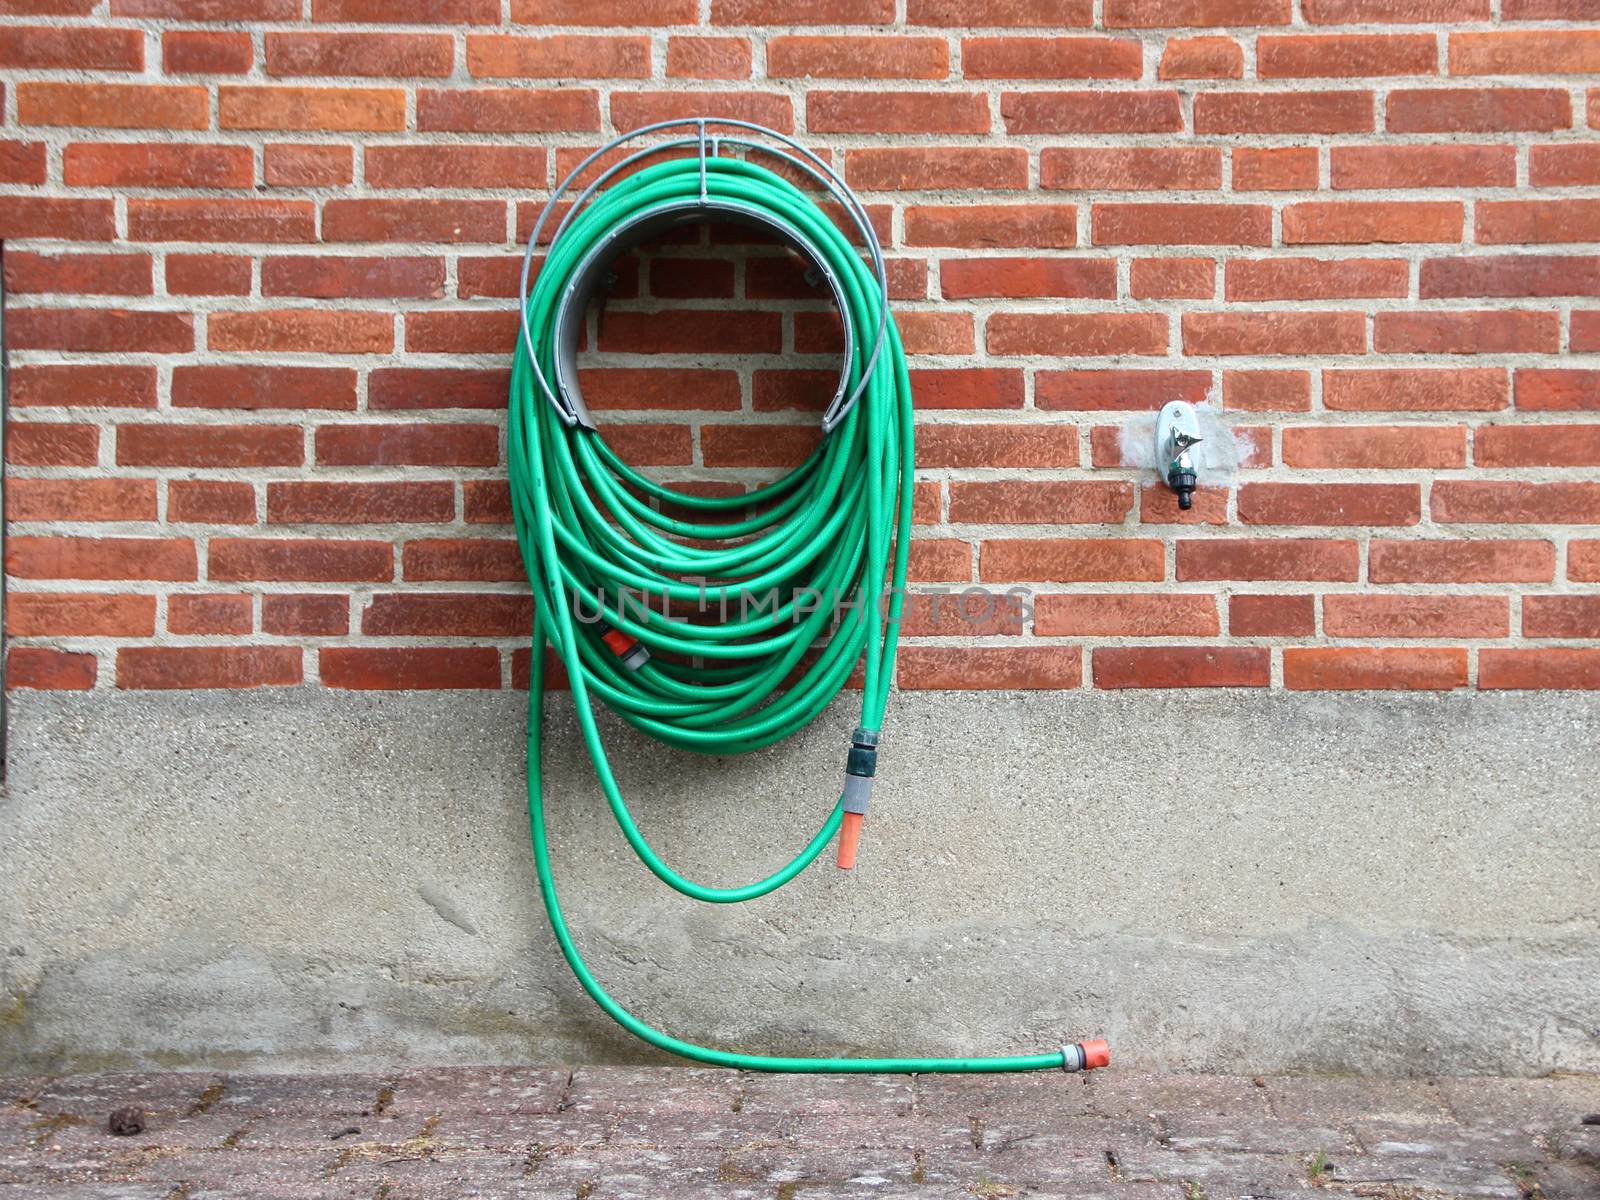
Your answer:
[1433,481,1600,524]
[321,647,502,690]
[1195,91,1373,134]
[219,86,406,132]
[906,538,971,582]
[10,365,156,409]
[262,256,445,301]
[1002,90,1182,134]
[1224,370,1311,412]
[362,593,531,638]
[1306,0,1487,18]
[7,536,197,581]
[167,253,252,297]
[1576,310,1600,351]
[467,34,650,79]
[209,537,391,582]
[1042,147,1221,191]
[1503,0,1595,13]
[1240,482,1421,526]
[942,258,1115,300]
[1373,539,1555,584]
[647,256,733,299]
[267,31,453,77]
[1038,368,1210,411]
[1286,647,1468,690]
[0,196,115,240]
[7,421,98,466]
[597,310,780,355]
[315,424,498,467]
[1574,541,1600,582]
[1331,144,1514,190]
[8,308,193,353]
[846,148,1028,191]
[322,199,506,244]
[65,142,253,190]
[711,0,892,22]
[908,0,1091,25]
[1178,537,1358,581]
[114,0,300,15]
[1259,34,1436,78]
[1037,593,1218,636]
[129,198,314,243]
[164,29,251,73]
[0,24,143,70]
[1524,596,1600,639]
[168,594,253,636]
[369,368,508,411]
[1529,144,1600,188]
[614,90,793,133]
[1094,646,1269,689]
[666,36,749,79]
[698,425,818,469]
[8,648,96,691]
[1131,258,1215,299]
[1094,203,1270,246]
[1284,201,1463,245]
[1374,311,1560,355]
[0,139,47,184]
[117,423,302,469]
[899,591,1023,637]
[979,538,1162,582]
[1227,258,1408,300]
[963,36,1140,80]
[1478,424,1600,468]
[987,312,1166,356]
[1286,425,1465,469]
[1232,147,1319,191]
[7,593,155,638]
[315,0,499,19]
[265,143,352,187]
[1480,649,1600,690]
[172,365,356,411]
[1451,30,1600,76]
[903,368,1023,411]
[516,0,698,21]
[9,479,156,523]
[1230,593,1314,637]
[403,538,524,582]
[770,35,947,79]
[268,481,453,525]
[1387,88,1571,133]
[1325,367,1508,412]
[1105,0,1288,24]
[897,646,1081,690]
[169,480,255,524]
[4,250,152,296]
[1184,311,1365,356]
[406,310,519,354]
[948,481,1133,524]
[118,646,301,690]
[263,594,349,636]
[905,205,1077,249]
[580,368,738,413]
[209,310,393,354]
[1517,369,1600,411]
[1476,200,1600,245]
[913,426,1077,470]
[809,90,985,134]
[1159,36,1242,80]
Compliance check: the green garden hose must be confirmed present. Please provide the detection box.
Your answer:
[508,125,1107,1075]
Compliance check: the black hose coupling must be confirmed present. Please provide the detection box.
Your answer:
[843,727,878,815]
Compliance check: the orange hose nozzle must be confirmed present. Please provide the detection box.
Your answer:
[836,811,863,870]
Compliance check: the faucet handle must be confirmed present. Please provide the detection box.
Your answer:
[1170,431,1203,453]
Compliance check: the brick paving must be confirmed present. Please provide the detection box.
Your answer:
[2,1067,1597,1199]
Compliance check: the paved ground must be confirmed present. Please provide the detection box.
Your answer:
[2,1067,1597,1199]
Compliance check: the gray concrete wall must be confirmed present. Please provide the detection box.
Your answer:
[1,688,1596,1078]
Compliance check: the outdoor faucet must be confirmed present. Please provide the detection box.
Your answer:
[1155,400,1203,510]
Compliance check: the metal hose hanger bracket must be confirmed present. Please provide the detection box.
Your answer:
[517,118,892,435]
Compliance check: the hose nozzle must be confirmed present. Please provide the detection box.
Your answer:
[836,728,878,870]
[1061,1039,1112,1072]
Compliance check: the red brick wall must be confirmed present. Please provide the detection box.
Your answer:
[4,0,1600,693]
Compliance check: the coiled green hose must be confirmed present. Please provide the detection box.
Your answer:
[509,153,1071,1073]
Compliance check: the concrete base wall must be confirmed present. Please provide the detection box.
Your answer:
[2,689,1596,1077]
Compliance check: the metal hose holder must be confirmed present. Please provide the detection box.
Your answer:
[517,118,893,436]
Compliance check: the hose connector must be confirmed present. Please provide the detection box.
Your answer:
[1061,1039,1112,1072]
[597,621,650,671]
[837,727,878,870]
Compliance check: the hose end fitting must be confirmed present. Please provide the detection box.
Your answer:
[837,728,878,870]
[1061,1039,1112,1073]
[598,622,650,671]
